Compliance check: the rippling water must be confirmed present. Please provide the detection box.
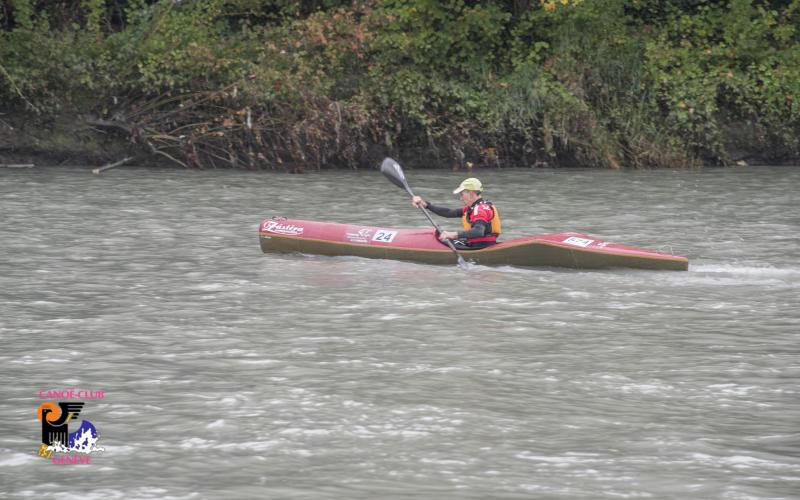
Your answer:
[1,165,798,499]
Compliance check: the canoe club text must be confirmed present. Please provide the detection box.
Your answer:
[38,388,105,400]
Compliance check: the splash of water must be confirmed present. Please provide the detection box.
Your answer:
[46,425,105,455]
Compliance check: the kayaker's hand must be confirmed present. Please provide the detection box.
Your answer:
[439,231,459,241]
[411,196,427,209]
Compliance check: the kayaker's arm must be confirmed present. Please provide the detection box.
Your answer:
[412,196,462,218]
[425,203,462,218]
[457,220,489,240]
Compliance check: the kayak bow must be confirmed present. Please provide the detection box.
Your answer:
[259,218,689,271]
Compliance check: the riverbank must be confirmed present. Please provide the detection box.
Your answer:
[0,112,133,168]
[2,111,797,170]
[2,1,798,170]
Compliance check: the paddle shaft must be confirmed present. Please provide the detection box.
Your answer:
[380,157,467,268]
[399,180,466,261]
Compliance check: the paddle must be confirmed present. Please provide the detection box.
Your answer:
[380,157,468,269]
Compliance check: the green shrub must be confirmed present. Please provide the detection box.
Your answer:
[1,0,798,167]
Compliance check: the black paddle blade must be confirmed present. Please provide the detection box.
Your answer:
[380,157,411,193]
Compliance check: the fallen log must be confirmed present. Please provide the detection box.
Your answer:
[92,157,133,175]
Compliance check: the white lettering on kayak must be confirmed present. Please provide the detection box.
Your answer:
[345,228,373,243]
[372,230,398,243]
[563,236,594,247]
[262,221,304,236]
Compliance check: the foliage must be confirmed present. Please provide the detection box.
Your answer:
[1,0,798,168]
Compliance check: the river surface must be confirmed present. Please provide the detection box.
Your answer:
[1,165,798,499]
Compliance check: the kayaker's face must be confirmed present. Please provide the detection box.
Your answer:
[459,190,480,206]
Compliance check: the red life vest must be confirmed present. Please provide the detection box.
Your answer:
[461,200,501,243]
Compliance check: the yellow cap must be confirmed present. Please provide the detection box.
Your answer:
[453,178,483,194]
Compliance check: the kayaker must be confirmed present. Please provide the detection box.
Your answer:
[411,178,501,250]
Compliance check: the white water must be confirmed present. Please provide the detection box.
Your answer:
[1,165,798,498]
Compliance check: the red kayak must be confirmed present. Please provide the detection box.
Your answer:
[259,217,689,271]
